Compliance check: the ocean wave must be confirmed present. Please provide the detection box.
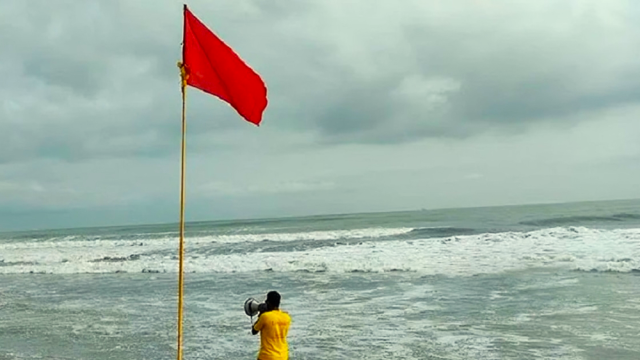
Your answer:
[0,227,414,250]
[1,226,639,275]
[407,227,480,238]
[0,227,415,274]
[519,213,640,227]
[574,258,640,274]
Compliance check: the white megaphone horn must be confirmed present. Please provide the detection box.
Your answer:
[244,297,267,317]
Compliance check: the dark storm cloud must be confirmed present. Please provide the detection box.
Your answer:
[2,0,640,162]
[304,3,640,143]
[0,1,177,163]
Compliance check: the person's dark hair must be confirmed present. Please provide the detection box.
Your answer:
[266,291,281,308]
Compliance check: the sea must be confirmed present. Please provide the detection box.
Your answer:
[1,199,640,360]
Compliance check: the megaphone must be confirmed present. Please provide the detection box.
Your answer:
[244,297,268,317]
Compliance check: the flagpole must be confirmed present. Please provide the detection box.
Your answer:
[177,61,188,360]
[176,3,266,356]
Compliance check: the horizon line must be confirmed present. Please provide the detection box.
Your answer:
[1,196,639,235]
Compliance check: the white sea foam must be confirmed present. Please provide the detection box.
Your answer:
[0,227,413,274]
[0,227,413,250]
[1,226,639,275]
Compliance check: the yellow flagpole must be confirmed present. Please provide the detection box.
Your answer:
[176,61,188,360]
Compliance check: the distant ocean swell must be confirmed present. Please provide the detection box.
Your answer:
[0,226,639,276]
[519,213,640,226]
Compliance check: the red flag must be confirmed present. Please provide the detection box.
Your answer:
[182,5,267,126]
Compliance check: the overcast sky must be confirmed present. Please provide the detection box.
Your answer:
[1,0,639,231]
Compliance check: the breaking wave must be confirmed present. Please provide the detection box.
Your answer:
[406,227,481,238]
[0,226,639,276]
[0,227,414,250]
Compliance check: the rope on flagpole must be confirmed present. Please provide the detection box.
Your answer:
[176,61,188,360]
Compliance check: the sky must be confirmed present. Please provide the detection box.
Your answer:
[1,0,640,231]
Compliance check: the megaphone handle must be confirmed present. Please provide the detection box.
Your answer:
[249,314,255,334]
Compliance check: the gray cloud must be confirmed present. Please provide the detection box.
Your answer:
[4,1,640,155]
[301,1,640,142]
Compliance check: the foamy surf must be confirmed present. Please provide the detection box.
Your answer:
[1,226,639,275]
[0,227,414,250]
